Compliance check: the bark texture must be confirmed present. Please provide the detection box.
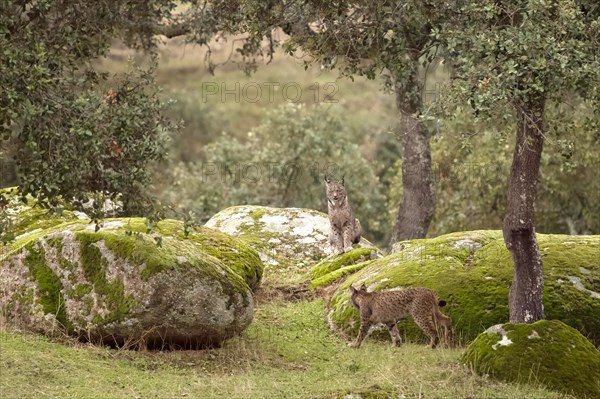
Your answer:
[504,98,545,323]
[391,61,435,243]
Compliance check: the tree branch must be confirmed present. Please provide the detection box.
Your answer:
[155,23,190,39]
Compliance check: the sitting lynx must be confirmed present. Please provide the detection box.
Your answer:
[325,176,362,254]
[348,284,453,349]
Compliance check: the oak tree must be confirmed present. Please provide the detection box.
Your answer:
[442,0,600,322]
[0,0,178,214]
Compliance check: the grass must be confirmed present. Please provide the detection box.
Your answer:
[0,299,573,399]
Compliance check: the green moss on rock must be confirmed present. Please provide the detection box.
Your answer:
[327,231,600,345]
[311,260,376,289]
[186,227,263,290]
[69,284,92,299]
[2,189,263,292]
[310,247,377,280]
[462,320,600,398]
[24,244,71,331]
[249,209,266,222]
[309,249,376,289]
[77,233,136,325]
[74,228,251,300]
[86,218,264,290]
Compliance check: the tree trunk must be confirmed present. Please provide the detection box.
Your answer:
[391,62,435,243]
[504,98,545,323]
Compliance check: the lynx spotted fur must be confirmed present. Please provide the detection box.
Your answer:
[348,284,453,348]
[325,176,362,254]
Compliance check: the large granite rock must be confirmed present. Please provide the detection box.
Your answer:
[0,189,263,348]
[205,206,380,281]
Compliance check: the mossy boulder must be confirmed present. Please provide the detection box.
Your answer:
[1,210,263,348]
[205,206,381,282]
[310,248,380,288]
[462,320,600,398]
[327,231,600,345]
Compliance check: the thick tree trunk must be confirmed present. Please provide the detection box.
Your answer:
[504,98,545,323]
[391,63,435,243]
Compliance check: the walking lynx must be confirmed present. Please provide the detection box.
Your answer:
[348,284,453,348]
[325,176,362,254]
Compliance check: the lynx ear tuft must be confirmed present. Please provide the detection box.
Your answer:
[341,175,345,185]
[324,175,331,184]
[438,300,447,307]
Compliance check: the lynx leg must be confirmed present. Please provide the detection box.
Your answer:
[329,228,344,255]
[437,314,453,347]
[441,325,451,348]
[388,322,402,347]
[342,224,355,253]
[349,315,371,348]
[413,316,440,349]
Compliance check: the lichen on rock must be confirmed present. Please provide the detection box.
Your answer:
[205,205,381,285]
[462,320,600,399]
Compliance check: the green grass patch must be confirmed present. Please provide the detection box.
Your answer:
[0,299,573,399]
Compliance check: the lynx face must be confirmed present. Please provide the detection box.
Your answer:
[349,283,367,309]
[325,177,347,208]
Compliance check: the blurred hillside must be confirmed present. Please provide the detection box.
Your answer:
[97,36,399,162]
